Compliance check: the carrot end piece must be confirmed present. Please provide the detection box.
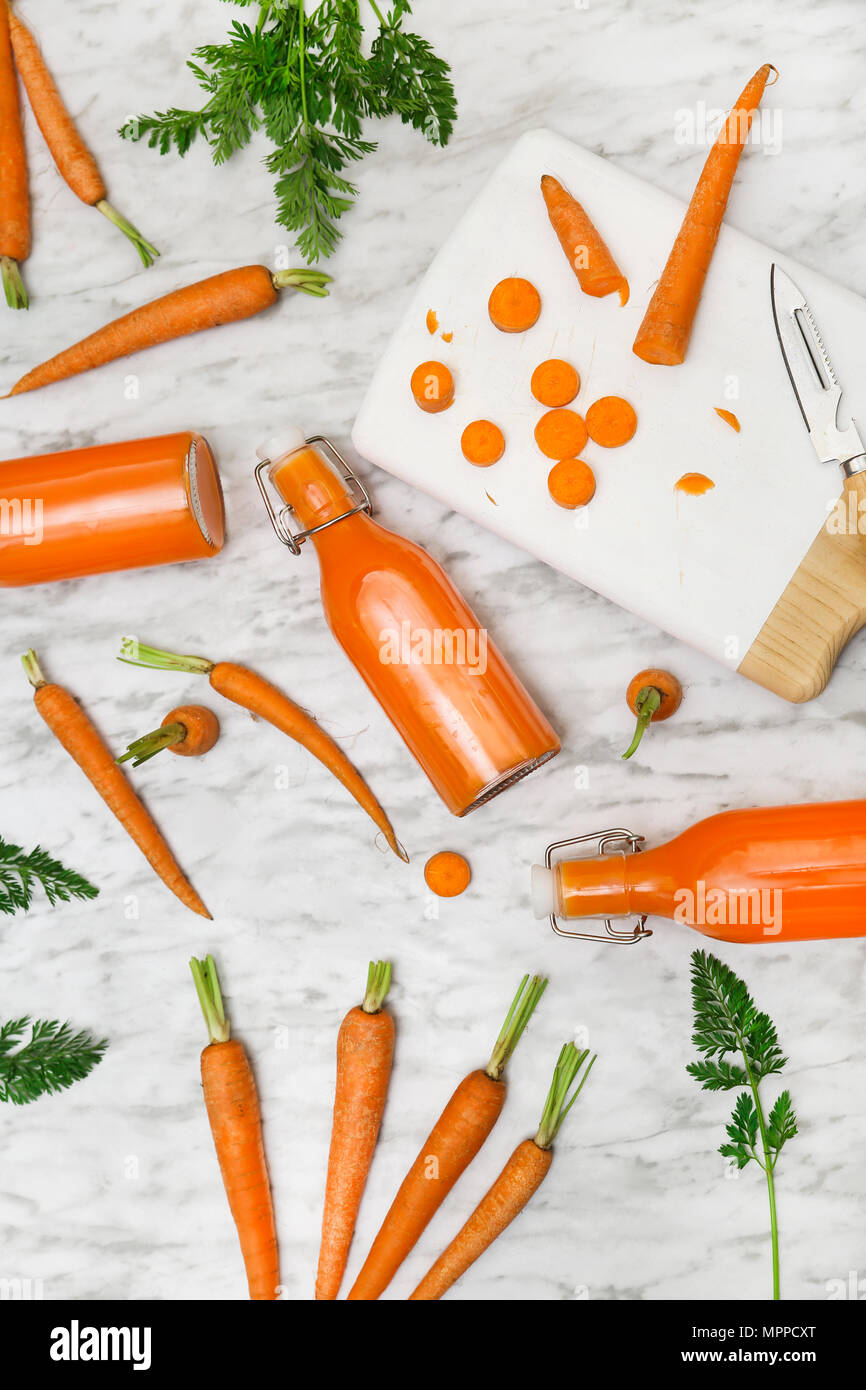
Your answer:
[95,201,160,268]
[1,257,29,311]
[617,279,630,307]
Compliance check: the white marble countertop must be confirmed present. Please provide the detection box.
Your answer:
[2,0,865,1302]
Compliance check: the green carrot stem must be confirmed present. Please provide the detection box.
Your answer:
[95,200,159,268]
[190,954,230,1044]
[1,256,28,310]
[271,268,332,295]
[117,722,187,767]
[21,649,47,689]
[117,640,214,676]
[485,974,548,1081]
[362,960,392,1014]
[534,1043,596,1150]
[622,686,662,760]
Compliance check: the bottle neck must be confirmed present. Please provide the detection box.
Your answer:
[555,853,630,918]
[270,443,357,535]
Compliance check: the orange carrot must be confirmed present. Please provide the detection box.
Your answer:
[116,641,406,861]
[0,2,29,309]
[633,65,776,365]
[410,1043,596,1300]
[424,851,471,897]
[623,668,683,760]
[488,277,541,333]
[347,974,547,1300]
[540,175,628,305]
[531,358,579,407]
[4,264,330,397]
[316,961,395,1300]
[411,360,454,413]
[547,457,595,510]
[117,704,220,767]
[534,408,587,459]
[715,407,740,432]
[21,649,210,917]
[8,7,158,266]
[460,419,504,466]
[585,395,637,448]
[191,955,279,1300]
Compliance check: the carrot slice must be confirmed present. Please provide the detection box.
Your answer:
[530,359,580,408]
[540,175,629,305]
[460,420,505,467]
[675,472,714,495]
[426,309,439,334]
[424,851,471,897]
[534,408,588,460]
[715,407,740,432]
[488,277,541,333]
[585,396,637,447]
[547,458,596,510]
[411,360,454,413]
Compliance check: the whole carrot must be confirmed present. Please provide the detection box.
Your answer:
[410,1043,596,1300]
[347,974,547,1300]
[5,264,330,397]
[21,650,210,918]
[540,175,629,305]
[117,641,406,861]
[633,64,776,365]
[0,1,29,309]
[7,7,158,266]
[316,961,395,1300]
[191,955,279,1300]
[117,704,220,767]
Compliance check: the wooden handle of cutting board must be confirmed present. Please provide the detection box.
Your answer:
[738,484,866,702]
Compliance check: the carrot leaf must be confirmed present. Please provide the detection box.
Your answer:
[0,1017,107,1105]
[485,974,548,1081]
[534,1043,596,1150]
[0,837,99,916]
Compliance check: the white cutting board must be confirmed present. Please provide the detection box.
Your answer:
[352,128,866,675]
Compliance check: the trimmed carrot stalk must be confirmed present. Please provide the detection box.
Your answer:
[0,2,30,309]
[7,7,158,266]
[21,650,210,917]
[4,265,331,397]
[410,1043,596,1300]
[116,641,406,861]
[622,668,683,760]
[633,65,776,365]
[347,974,548,1300]
[540,176,628,305]
[117,704,220,767]
[488,277,541,333]
[191,955,279,1300]
[316,961,395,1300]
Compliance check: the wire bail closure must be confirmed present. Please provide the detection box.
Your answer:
[254,434,373,556]
[544,829,652,944]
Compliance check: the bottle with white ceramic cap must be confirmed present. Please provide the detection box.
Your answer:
[254,431,560,815]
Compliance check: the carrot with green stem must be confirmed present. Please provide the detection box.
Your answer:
[190,954,279,1301]
[116,640,406,860]
[7,7,158,267]
[4,264,330,397]
[21,649,210,917]
[316,961,395,1300]
[410,1042,596,1300]
[117,704,220,767]
[347,973,548,1300]
[633,64,777,365]
[622,668,683,760]
[0,2,29,309]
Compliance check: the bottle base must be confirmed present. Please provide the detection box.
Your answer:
[459,748,559,815]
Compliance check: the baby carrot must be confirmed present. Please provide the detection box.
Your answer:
[531,359,580,408]
[411,360,454,413]
[316,961,395,1300]
[191,955,279,1300]
[534,408,588,460]
[117,641,406,861]
[21,650,210,917]
[633,65,776,365]
[547,458,596,510]
[540,175,629,305]
[622,668,683,760]
[117,705,220,767]
[488,277,541,333]
[460,420,504,466]
[585,395,637,448]
[410,1043,596,1300]
[0,2,29,309]
[347,974,547,1300]
[5,265,330,397]
[8,8,158,266]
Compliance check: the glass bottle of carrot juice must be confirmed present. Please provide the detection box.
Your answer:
[532,800,866,944]
[255,431,560,815]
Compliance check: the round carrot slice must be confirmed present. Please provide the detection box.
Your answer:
[488,277,541,333]
[411,360,454,413]
[534,408,588,459]
[585,395,637,447]
[424,851,471,898]
[461,420,505,466]
[531,358,580,407]
[547,458,595,509]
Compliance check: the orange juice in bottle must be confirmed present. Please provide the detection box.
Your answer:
[256,431,560,815]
